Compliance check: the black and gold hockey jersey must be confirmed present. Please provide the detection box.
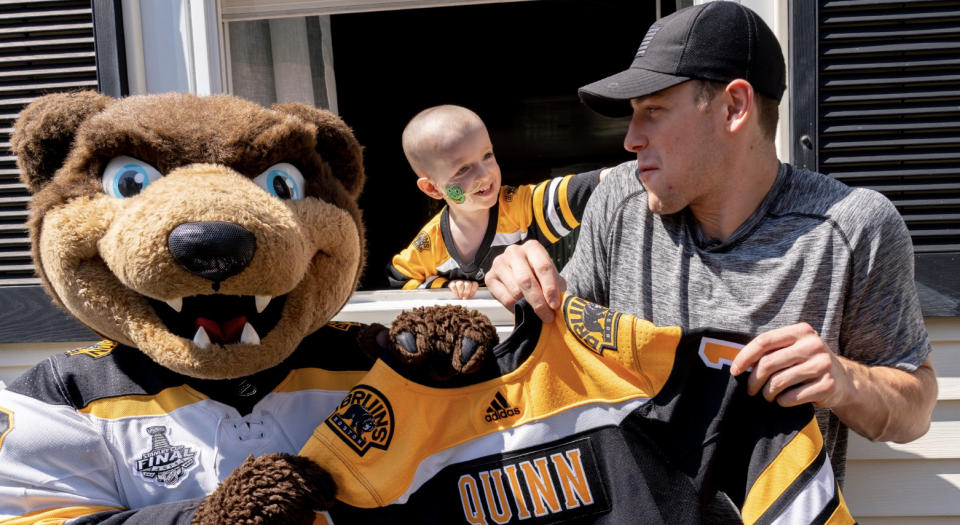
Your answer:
[387,171,601,289]
[301,296,854,524]
[0,322,372,524]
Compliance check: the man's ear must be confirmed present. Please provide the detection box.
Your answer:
[722,79,754,134]
[416,177,444,200]
[12,91,114,193]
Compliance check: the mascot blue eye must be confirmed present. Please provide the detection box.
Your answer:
[253,163,305,200]
[101,156,163,198]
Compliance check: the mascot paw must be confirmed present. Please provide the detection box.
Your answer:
[192,453,335,525]
[363,305,499,381]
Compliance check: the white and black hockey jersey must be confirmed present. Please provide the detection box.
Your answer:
[301,295,855,525]
[0,322,371,524]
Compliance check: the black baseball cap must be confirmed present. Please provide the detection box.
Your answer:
[578,1,786,117]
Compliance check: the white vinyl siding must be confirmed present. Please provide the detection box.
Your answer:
[846,316,960,522]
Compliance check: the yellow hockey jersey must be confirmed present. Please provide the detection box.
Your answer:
[301,295,854,524]
[387,171,600,289]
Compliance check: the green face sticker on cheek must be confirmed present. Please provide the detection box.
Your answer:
[445,184,466,204]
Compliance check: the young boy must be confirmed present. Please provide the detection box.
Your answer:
[387,104,604,298]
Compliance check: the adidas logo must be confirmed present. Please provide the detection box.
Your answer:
[484,392,521,423]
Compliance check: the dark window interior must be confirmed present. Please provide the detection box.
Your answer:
[331,0,659,289]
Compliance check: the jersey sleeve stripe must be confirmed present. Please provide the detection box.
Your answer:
[821,487,855,525]
[418,276,439,289]
[545,176,572,238]
[77,385,208,419]
[565,170,603,221]
[386,263,420,289]
[531,180,560,244]
[556,175,580,230]
[2,505,123,524]
[741,417,830,525]
[758,452,849,525]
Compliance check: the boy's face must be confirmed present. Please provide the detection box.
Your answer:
[420,125,501,212]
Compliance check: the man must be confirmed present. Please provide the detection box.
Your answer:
[484,0,937,489]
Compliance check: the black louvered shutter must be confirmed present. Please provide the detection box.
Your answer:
[0,0,97,286]
[791,0,960,316]
[0,0,123,342]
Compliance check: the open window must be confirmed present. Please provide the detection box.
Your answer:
[222,0,680,289]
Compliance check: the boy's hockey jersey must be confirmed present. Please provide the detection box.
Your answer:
[0,322,371,524]
[301,296,854,524]
[387,171,600,289]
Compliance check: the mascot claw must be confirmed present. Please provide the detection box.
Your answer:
[363,305,499,381]
[193,453,336,525]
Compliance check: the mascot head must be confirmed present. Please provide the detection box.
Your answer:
[12,92,365,379]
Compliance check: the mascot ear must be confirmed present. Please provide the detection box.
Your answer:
[272,103,365,199]
[11,91,114,193]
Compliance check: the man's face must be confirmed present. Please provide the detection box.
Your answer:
[426,125,502,213]
[624,81,721,215]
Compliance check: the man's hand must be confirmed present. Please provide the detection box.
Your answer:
[449,279,479,299]
[730,323,853,408]
[484,240,566,322]
[731,322,937,443]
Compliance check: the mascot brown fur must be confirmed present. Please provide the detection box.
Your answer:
[0,91,499,524]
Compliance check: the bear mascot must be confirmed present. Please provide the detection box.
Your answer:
[0,91,497,524]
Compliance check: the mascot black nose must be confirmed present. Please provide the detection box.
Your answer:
[168,221,257,283]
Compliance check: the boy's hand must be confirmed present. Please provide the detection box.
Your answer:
[449,280,479,299]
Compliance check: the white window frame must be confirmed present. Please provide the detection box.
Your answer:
[219,0,532,21]
[122,0,223,95]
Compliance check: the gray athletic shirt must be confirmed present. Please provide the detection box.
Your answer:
[561,160,932,485]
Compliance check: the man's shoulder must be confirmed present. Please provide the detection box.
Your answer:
[592,160,645,202]
[777,164,901,231]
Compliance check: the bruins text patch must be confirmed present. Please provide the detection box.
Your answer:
[414,232,431,252]
[563,296,621,355]
[326,384,394,456]
[66,340,118,358]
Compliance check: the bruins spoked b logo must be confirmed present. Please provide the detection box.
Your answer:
[563,296,621,355]
[326,384,394,456]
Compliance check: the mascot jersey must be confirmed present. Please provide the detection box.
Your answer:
[301,295,855,525]
[386,171,600,289]
[0,322,370,524]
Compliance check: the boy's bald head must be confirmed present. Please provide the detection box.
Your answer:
[402,105,487,177]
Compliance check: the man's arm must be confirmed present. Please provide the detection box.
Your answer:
[730,322,937,442]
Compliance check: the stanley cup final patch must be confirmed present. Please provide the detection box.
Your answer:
[135,426,197,487]
[563,296,621,355]
[326,384,395,456]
